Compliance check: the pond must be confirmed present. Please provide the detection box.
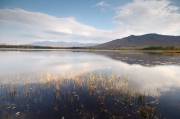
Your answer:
[0,49,180,119]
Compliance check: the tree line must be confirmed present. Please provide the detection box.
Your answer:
[0,45,86,49]
[142,46,180,50]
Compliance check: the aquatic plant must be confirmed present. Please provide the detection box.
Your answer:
[0,72,160,119]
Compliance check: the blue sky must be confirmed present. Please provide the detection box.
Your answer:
[0,0,180,44]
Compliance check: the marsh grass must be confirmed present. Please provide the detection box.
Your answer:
[0,72,160,119]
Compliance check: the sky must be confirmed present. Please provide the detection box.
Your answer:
[0,0,180,44]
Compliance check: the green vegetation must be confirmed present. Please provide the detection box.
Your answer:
[142,46,180,50]
[0,45,87,49]
[0,72,161,118]
[0,45,102,51]
[142,46,180,53]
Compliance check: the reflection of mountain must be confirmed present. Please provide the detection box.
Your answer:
[95,34,180,48]
[91,51,180,66]
[29,41,99,47]
[2,48,180,66]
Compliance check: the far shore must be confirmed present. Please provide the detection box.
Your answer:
[1,45,180,53]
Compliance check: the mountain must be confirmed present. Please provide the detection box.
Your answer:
[95,34,180,49]
[0,43,7,45]
[29,41,99,47]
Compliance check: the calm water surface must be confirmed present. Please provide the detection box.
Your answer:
[0,49,180,119]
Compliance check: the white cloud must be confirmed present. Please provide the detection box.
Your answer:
[94,1,110,7]
[0,0,180,44]
[113,0,180,35]
[100,8,106,12]
[0,9,96,35]
[0,8,118,44]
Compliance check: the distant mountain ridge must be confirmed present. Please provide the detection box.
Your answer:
[29,41,99,47]
[95,34,180,48]
[0,43,6,45]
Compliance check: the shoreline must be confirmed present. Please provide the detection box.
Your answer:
[1,45,180,53]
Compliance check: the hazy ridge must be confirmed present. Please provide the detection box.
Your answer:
[29,41,99,47]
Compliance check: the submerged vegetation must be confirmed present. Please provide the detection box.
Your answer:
[0,72,161,119]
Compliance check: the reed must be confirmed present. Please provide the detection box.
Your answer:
[0,71,160,119]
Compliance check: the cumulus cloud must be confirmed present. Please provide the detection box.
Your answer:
[113,0,180,35]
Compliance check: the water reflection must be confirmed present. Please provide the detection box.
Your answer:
[0,49,180,118]
[93,50,180,66]
[0,50,180,95]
